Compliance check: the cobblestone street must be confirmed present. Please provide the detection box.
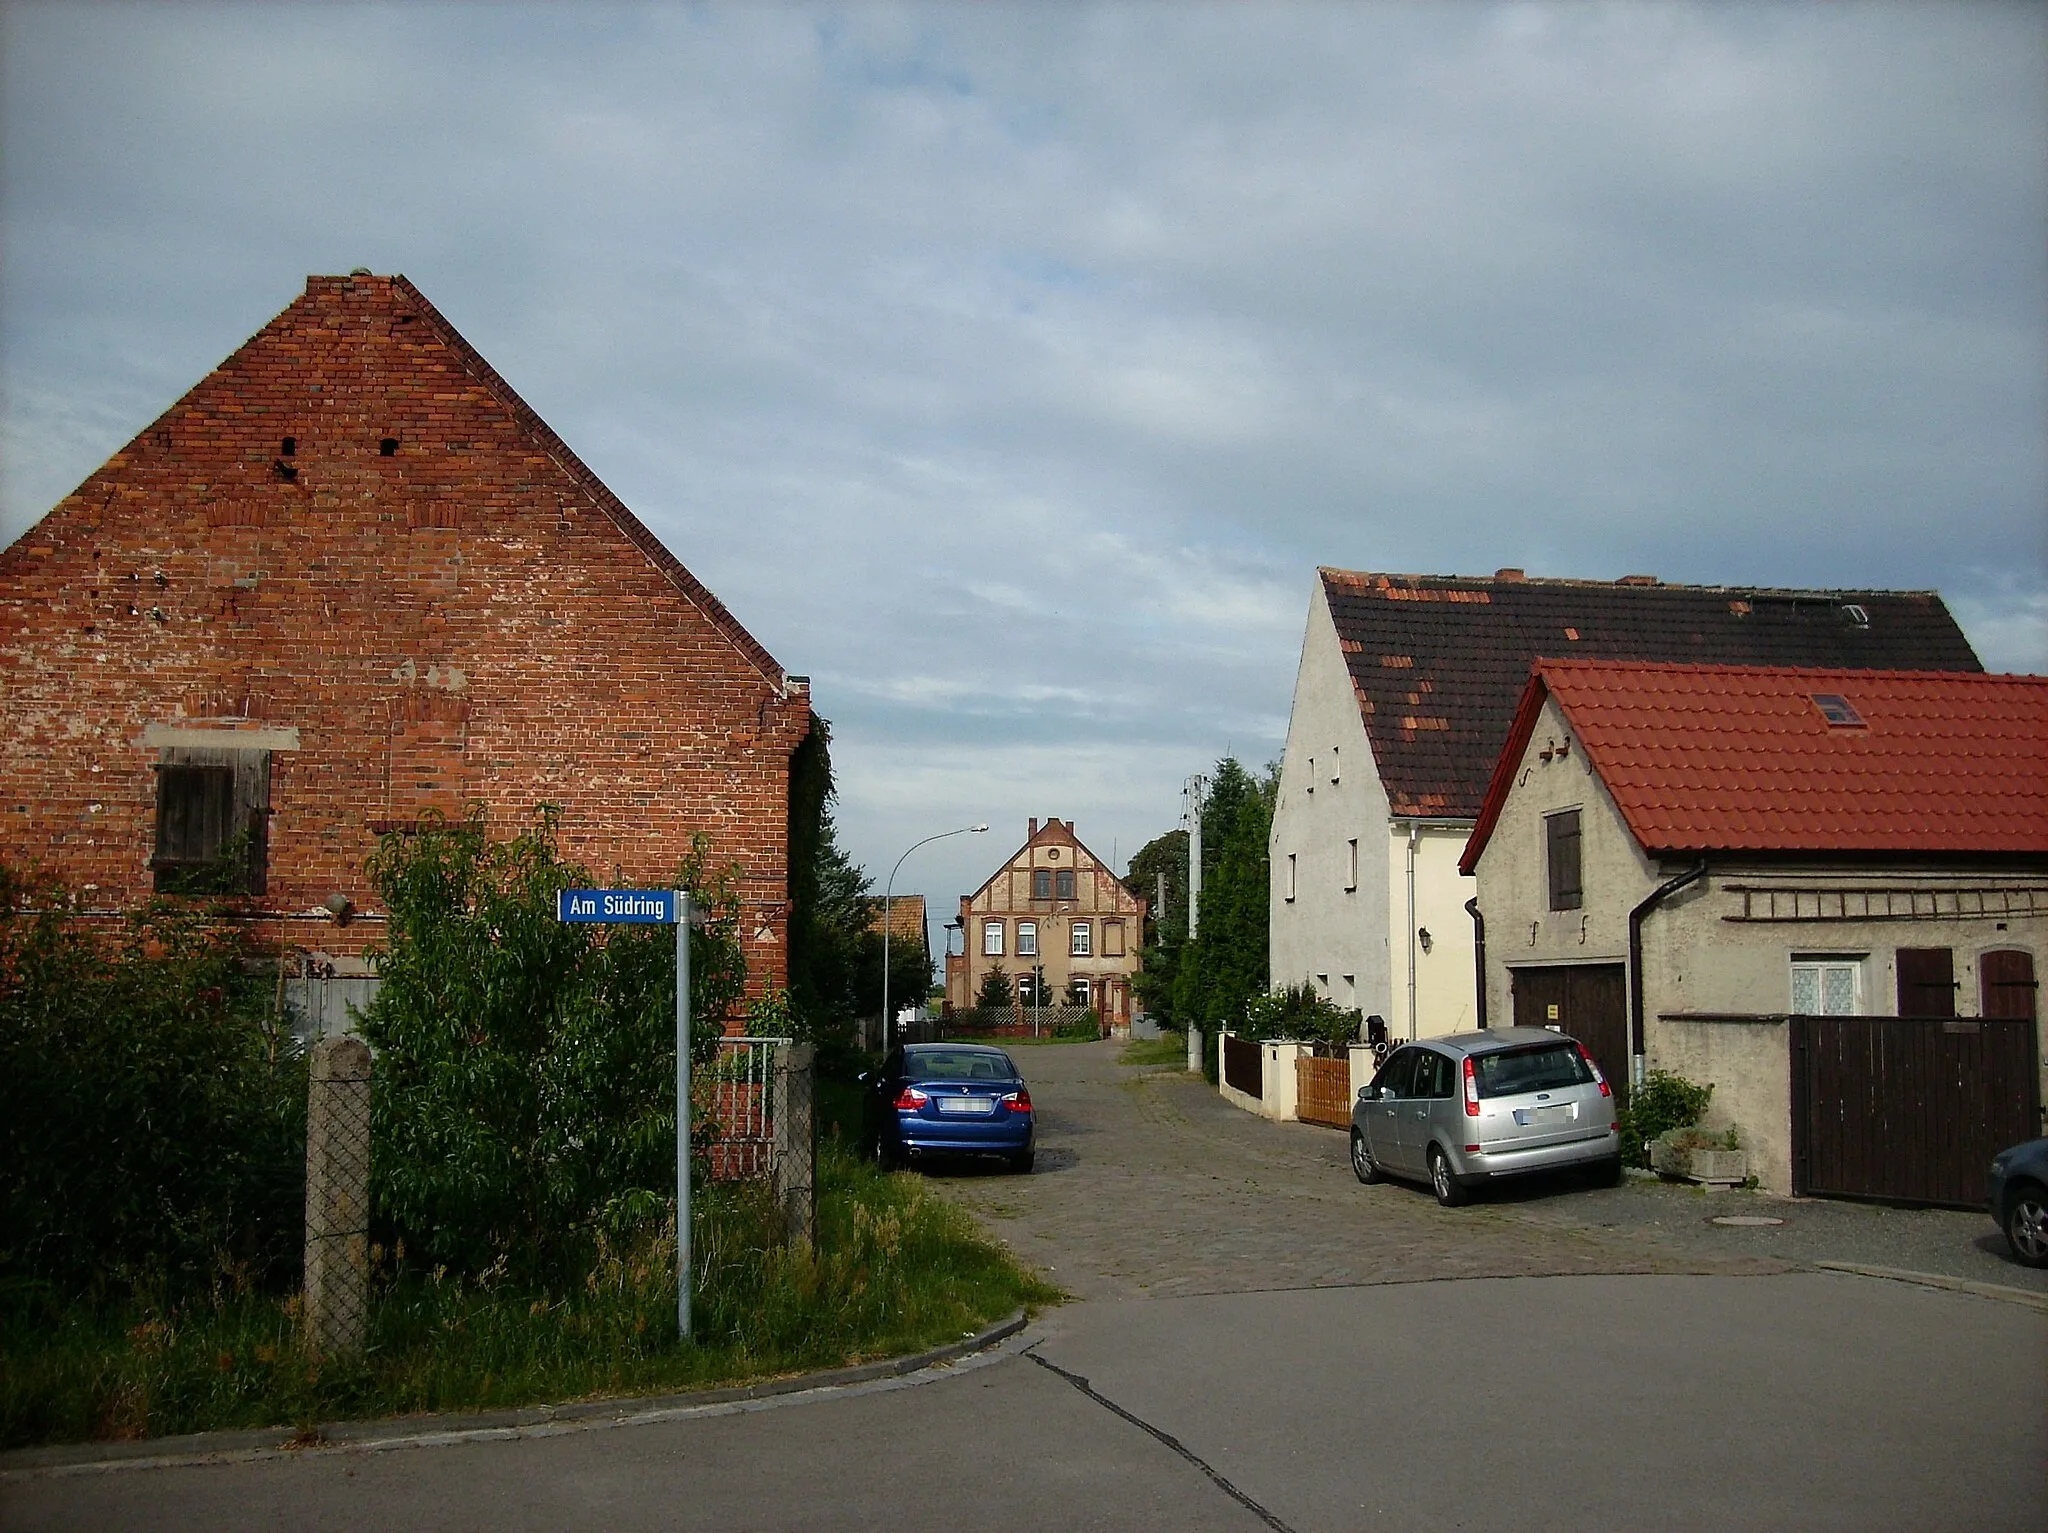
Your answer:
[931,1039,2045,1301]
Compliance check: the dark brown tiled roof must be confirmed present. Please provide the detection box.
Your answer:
[1322,570,1983,820]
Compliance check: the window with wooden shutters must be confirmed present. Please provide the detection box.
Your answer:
[1545,809,1582,911]
[1895,947,1956,1017]
[153,747,269,895]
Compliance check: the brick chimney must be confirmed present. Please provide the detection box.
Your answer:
[1028,818,1038,838]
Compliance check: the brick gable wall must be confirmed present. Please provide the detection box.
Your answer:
[0,273,809,989]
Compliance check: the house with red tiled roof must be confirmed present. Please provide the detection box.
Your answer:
[1459,660,2045,1200]
[1269,568,1983,1049]
[0,273,811,1025]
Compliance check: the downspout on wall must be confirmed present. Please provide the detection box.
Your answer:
[1465,896,1487,1029]
[1628,860,1708,1089]
[1405,822,1420,1039]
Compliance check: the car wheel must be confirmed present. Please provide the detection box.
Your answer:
[1587,1154,1624,1189]
[1429,1146,1468,1207]
[2004,1180,2048,1268]
[1350,1129,1384,1185]
[1010,1149,1035,1175]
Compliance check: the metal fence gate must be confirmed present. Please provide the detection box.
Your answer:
[702,1036,792,1181]
[1790,1014,2042,1207]
[1222,1033,1262,1098]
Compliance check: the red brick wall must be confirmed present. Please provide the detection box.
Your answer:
[0,274,809,992]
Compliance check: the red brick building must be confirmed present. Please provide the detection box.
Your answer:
[0,273,809,999]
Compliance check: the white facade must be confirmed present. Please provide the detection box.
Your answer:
[1268,581,1479,1040]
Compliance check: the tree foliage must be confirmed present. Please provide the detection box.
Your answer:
[784,716,929,1048]
[0,865,305,1296]
[359,806,747,1284]
[1243,982,1362,1052]
[1172,758,1277,1050]
[976,964,1014,1010]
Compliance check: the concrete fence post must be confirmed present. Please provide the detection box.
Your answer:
[772,1042,817,1250]
[303,1035,372,1358]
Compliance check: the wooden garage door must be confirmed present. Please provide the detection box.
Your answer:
[1792,1014,2042,1207]
[1511,964,1629,1102]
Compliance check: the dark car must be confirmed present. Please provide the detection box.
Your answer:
[1988,1137,2048,1268]
[862,1043,1035,1173]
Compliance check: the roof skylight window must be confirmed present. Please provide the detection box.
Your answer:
[1811,694,1865,727]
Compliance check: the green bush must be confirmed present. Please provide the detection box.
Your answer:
[1053,1007,1101,1040]
[1243,982,1361,1053]
[358,807,750,1287]
[0,864,305,1297]
[1617,1069,1715,1168]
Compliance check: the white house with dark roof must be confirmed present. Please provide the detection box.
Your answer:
[1268,568,1983,1046]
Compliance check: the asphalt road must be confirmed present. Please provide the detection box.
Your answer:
[8,1041,2045,1532]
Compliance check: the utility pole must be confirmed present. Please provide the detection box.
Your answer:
[1182,772,1208,1074]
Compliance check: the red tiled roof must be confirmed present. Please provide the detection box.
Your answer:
[871,894,927,946]
[1322,570,1983,820]
[1462,661,2048,869]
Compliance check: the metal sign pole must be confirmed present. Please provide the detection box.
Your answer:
[676,889,692,1341]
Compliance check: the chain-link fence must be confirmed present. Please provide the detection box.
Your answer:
[303,1036,371,1357]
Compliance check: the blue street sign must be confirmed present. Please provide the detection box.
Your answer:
[556,888,681,924]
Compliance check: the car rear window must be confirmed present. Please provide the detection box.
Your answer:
[905,1049,1014,1082]
[1472,1043,1592,1099]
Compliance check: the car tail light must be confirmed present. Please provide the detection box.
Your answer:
[1462,1056,1480,1117]
[894,1086,929,1110]
[1002,1088,1033,1114]
[1578,1042,1613,1098]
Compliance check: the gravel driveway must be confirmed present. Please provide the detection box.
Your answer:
[931,1039,2045,1300]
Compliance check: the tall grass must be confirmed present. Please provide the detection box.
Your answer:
[0,1145,1060,1448]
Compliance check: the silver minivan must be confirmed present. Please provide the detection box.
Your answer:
[1350,1027,1623,1205]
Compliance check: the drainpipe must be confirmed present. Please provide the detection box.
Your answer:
[1628,860,1708,1089]
[1405,822,1420,1039]
[1465,897,1487,1029]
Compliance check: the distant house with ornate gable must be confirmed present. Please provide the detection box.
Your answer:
[0,272,811,1020]
[1268,568,1983,1048]
[945,818,1146,1032]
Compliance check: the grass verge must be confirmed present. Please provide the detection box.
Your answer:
[1118,1033,1188,1067]
[0,1144,1061,1449]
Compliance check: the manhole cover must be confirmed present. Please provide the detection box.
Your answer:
[1710,1215,1785,1227]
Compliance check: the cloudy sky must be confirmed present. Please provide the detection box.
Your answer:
[3,2,2044,922]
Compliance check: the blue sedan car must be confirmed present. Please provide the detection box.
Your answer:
[862,1043,1035,1173]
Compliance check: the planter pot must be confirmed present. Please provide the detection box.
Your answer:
[1651,1138,1747,1185]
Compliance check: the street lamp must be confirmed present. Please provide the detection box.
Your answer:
[884,824,989,1049]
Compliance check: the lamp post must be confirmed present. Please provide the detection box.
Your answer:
[884,824,989,1049]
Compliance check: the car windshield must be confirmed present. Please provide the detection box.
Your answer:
[905,1049,1015,1083]
[1472,1043,1593,1099]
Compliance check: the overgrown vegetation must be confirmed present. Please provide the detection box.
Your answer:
[0,1145,1059,1447]
[1118,1033,1188,1067]
[358,806,746,1287]
[1617,1069,1715,1168]
[1242,982,1362,1052]
[0,864,305,1299]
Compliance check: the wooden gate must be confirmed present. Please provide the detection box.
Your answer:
[1296,1054,1352,1129]
[1511,964,1629,1101]
[1791,1014,2042,1207]
[1222,1033,1262,1098]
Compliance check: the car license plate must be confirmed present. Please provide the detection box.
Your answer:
[938,1096,993,1115]
[1514,1104,1578,1127]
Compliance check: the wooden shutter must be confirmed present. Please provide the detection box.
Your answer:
[1546,810,1582,911]
[1895,947,1956,1018]
[1981,950,2038,1020]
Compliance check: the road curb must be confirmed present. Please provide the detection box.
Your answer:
[1812,1261,2048,1314]
[0,1309,1031,1479]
